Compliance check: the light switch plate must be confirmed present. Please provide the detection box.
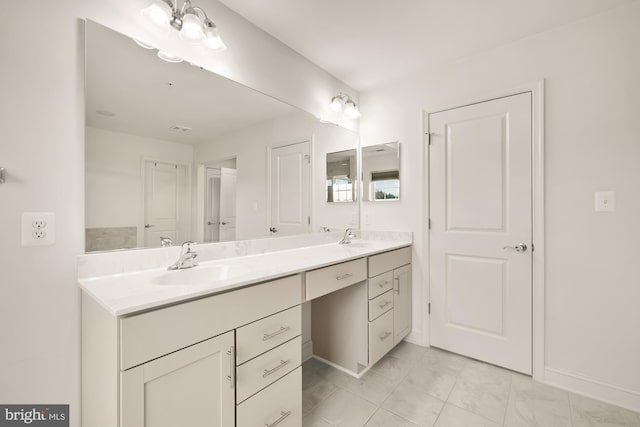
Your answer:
[595,191,615,212]
[22,212,55,246]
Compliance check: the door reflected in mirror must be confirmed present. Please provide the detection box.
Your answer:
[197,157,237,243]
[326,149,357,203]
[362,142,400,202]
[84,20,359,252]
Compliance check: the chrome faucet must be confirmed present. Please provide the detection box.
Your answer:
[168,241,199,270]
[160,236,173,247]
[339,228,356,244]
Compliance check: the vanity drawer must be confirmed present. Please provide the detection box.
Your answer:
[369,290,394,321]
[306,258,367,300]
[120,274,302,370]
[369,309,394,366]
[236,305,302,365]
[236,336,301,403]
[236,367,302,427]
[368,271,394,299]
[368,247,411,278]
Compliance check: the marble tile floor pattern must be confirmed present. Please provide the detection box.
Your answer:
[302,342,640,427]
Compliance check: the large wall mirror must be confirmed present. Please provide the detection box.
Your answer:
[361,142,400,202]
[85,20,359,252]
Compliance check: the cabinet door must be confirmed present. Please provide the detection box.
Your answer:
[393,264,412,345]
[121,331,235,427]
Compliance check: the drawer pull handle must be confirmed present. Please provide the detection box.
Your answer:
[265,410,292,427]
[378,280,390,288]
[263,326,291,341]
[336,273,353,280]
[226,346,235,389]
[394,277,400,294]
[263,359,290,378]
[378,300,391,309]
[379,331,392,341]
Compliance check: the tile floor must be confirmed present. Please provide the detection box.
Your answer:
[302,342,640,427]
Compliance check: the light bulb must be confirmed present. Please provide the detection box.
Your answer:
[141,0,172,29]
[330,96,343,112]
[344,100,360,118]
[180,12,205,43]
[157,50,183,63]
[204,24,226,50]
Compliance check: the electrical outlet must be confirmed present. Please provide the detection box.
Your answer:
[32,229,46,239]
[22,212,55,246]
[32,219,47,229]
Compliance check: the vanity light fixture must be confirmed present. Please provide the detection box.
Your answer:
[329,92,361,118]
[141,0,226,50]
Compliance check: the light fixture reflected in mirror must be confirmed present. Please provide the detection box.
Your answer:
[141,0,226,50]
[157,50,183,63]
[329,92,360,118]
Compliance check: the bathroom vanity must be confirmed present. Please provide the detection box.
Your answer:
[80,234,411,427]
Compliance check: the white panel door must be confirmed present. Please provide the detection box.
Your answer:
[429,92,532,374]
[120,331,235,427]
[205,167,221,242]
[219,168,237,241]
[144,160,189,247]
[270,141,311,236]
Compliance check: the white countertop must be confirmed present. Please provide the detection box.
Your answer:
[79,239,412,316]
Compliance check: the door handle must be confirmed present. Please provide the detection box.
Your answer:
[221,221,229,225]
[144,224,155,228]
[269,227,278,233]
[503,243,528,253]
[207,221,216,226]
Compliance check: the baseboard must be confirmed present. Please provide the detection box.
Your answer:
[311,354,370,379]
[545,366,640,413]
[405,329,427,347]
[302,339,313,363]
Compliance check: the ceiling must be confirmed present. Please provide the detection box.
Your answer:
[219,0,633,91]
[86,21,300,145]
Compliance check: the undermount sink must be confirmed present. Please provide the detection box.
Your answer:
[152,265,232,286]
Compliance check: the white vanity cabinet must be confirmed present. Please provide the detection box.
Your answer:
[82,274,302,427]
[235,306,303,426]
[120,331,235,427]
[392,264,412,345]
[368,247,412,363]
[81,243,413,426]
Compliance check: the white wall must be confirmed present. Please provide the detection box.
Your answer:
[195,111,359,239]
[360,2,640,410]
[0,1,356,424]
[86,127,194,246]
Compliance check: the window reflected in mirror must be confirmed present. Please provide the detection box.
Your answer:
[326,149,357,203]
[362,142,400,202]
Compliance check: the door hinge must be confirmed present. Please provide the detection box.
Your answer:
[308,216,311,225]
[426,132,431,145]
[428,303,431,315]
[428,218,431,229]
[531,243,535,252]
